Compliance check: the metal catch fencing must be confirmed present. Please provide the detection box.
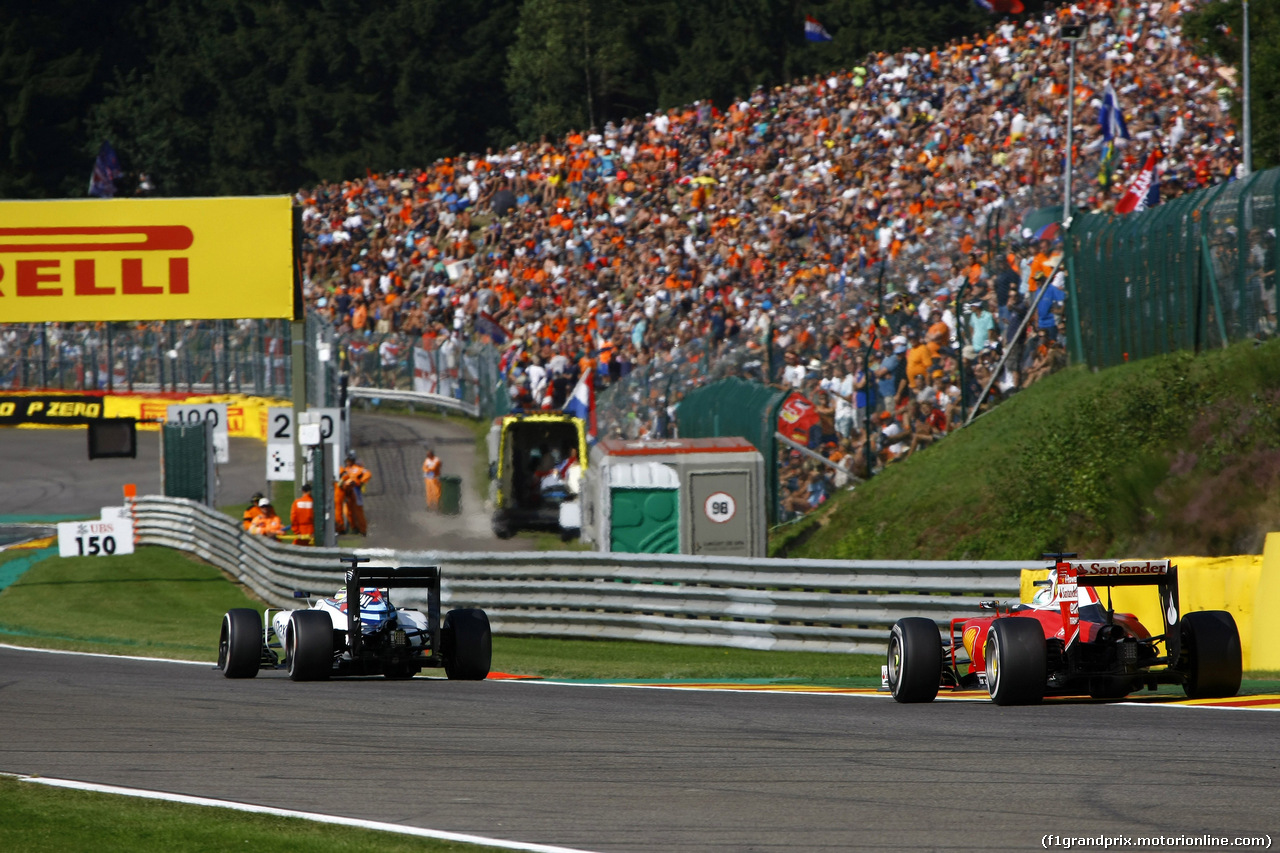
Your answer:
[0,315,506,420]
[1067,166,1280,369]
[133,495,1028,654]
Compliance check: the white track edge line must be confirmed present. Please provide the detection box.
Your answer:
[0,642,210,666]
[13,775,603,853]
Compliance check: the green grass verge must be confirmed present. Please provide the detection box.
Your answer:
[0,775,508,853]
[0,547,880,681]
[0,547,257,659]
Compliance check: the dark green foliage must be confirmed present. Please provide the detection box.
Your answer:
[0,0,1036,198]
[1182,0,1280,171]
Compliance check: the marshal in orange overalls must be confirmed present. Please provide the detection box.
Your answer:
[337,456,372,535]
[422,449,442,511]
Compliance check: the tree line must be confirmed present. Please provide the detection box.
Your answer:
[7,0,1270,200]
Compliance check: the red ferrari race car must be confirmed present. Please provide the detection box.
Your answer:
[885,557,1243,705]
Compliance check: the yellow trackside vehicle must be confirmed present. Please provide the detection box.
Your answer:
[487,412,588,539]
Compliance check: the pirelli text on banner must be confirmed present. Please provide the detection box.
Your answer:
[0,394,106,425]
[0,196,296,323]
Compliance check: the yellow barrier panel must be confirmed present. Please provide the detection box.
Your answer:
[1021,553,1270,671]
[1254,534,1280,671]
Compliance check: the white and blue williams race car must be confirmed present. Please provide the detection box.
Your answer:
[218,556,491,681]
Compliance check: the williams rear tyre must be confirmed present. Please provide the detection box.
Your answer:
[886,617,943,703]
[491,515,515,539]
[442,608,492,681]
[1179,610,1242,699]
[287,611,334,682]
[218,608,262,679]
[984,617,1047,706]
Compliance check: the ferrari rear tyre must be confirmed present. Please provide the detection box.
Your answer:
[985,618,1047,706]
[219,608,262,679]
[1180,610,1242,699]
[287,611,334,682]
[886,617,943,703]
[443,608,492,681]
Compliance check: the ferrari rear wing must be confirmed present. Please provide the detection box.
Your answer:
[1062,559,1176,588]
[1055,558,1181,656]
[343,557,442,658]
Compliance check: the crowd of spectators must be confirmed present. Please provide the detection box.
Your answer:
[293,0,1241,519]
[2,2,1237,524]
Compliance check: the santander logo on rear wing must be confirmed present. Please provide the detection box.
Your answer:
[1065,559,1170,578]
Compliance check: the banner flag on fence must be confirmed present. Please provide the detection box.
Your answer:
[412,347,439,394]
[804,16,833,42]
[1116,152,1160,214]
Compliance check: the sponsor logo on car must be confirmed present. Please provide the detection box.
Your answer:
[1068,560,1170,576]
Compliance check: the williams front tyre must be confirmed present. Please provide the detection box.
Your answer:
[218,608,262,679]
[442,608,492,681]
[984,617,1047,706]
[886,617,943,703]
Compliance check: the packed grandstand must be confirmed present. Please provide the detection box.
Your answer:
[2,0,1245,521]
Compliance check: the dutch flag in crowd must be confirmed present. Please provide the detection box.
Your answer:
[563,371,596,437]
[1099,82,1130,143]
[804,15,833,42]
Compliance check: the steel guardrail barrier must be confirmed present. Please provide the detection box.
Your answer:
[133,496,1031,653]
[346,386,482,419]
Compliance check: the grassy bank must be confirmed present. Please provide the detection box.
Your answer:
[780,339,1280,561]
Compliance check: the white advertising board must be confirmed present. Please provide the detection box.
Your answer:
[58,518,135,558]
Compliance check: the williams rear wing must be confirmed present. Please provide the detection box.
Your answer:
[343,558,441,658]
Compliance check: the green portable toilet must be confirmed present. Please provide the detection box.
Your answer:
[601,461,681,554]
[581,437,766,557]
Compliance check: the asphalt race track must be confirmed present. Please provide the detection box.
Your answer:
[2,646,1276,852]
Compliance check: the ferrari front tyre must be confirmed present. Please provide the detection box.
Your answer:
[886,617,943,703]
[219,608,262,679]
[443,608,492,680]
[287,611,334,682]
[984,617,1047,706]
[1179,610,1242,699]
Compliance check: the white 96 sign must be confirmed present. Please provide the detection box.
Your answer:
[704,492,736,523]
[58,519,135,558]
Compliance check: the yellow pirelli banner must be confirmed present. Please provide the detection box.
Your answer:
[0,196,298,322]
